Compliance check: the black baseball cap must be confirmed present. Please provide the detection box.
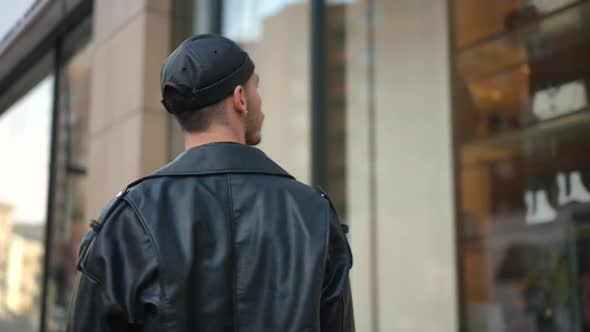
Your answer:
[160,34,255,114]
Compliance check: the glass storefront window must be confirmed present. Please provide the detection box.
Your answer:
[0,15,93,332]
[222,0,311,183]
[0,73,54,332]
[45,20,93,332]
[454,0,590,330]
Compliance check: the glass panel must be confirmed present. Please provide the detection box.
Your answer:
[460,128,590,332]
[454,0,590,331]
[45,23,93,332]
[0,74,54,331]
[222,0,311,182]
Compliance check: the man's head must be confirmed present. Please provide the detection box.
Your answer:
[161,34,264,146]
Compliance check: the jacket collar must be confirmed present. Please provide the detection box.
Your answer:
[152,142,294,179]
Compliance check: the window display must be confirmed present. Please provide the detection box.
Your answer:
[453,0,590,330]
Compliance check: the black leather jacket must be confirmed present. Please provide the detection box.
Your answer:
[67,142,354,331]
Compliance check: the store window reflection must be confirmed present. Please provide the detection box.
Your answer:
[0,76,54,332]
[45,22,93,331]
[222,0,311,182]
[454,0,590,330]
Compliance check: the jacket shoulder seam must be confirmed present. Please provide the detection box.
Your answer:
[226,174,240,332]
[78,201,130,284]
[321,199,331,285]
[123,196,169,303]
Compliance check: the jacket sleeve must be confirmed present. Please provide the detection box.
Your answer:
[320,206,355,332]
[66,200,161,332]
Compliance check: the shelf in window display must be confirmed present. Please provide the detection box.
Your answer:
[461,108,590,165]
[458,0,588,53]
[462,222,566,251]
[461,203,590,250]
[457,1,590,81]
[461,73,589,138]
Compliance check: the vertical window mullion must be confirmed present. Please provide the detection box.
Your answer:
[311,0,327,189]
[39,38,61,332]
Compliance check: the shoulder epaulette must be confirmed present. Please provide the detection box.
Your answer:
[314,186,349,235]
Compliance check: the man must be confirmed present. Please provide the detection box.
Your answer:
[67,34,354,331]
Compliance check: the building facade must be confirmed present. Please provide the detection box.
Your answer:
[0,0,589,331]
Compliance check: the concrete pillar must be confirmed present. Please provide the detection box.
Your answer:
[347,1,458,331]
[86,0,171,218]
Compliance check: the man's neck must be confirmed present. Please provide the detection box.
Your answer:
[184,125,245,150]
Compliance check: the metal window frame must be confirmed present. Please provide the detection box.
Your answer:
[40,40,62,332]
[445,0,465,329]
[311,0,328,189]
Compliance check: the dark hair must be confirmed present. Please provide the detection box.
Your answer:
[164,87,227,132]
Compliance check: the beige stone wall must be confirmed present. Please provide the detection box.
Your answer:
[86,0,172,219]
[346,1,458,331]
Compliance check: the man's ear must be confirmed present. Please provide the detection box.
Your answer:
[232,85,247,114]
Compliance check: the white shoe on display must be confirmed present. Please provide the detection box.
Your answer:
[555,80,588,116]
[532,89,555,120]
[534,190,557,223]
[568,171,590,203]
[532,80,588,120]
[557,172,569,206]
[525,190,535,223]
[526,190,556,224]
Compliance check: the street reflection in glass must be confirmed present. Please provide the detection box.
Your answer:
[0,76,53,332]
